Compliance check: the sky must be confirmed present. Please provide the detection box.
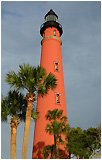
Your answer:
[1,1,101,159]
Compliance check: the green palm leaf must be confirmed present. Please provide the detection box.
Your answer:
[1,90,27,122]
[45,109,63,120]
[44,109,68,158]
[5,64,57,95]
[38,72,57,96]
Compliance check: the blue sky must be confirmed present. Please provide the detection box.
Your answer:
[1,1,101,159]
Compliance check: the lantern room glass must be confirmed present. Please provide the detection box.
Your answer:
[45,15,58,22]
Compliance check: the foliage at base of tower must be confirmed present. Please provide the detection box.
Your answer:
[66,127,88,159]
[1,90,27,159]
[42,109,69,159]
[5,64,57,159]
[65,124,101,159]
[86,124,101,159]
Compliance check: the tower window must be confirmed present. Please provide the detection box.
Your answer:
[56,94,60,103]
[55,63,58,71]
[54,30,56,36]
[55,92,61,104]
[54,61,59,72]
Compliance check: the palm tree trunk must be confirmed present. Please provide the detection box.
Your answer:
[10,116,19,159]
[11,124,17,159]
[22,98,33,159]
[54,134,57,158]
[56,136,60,159]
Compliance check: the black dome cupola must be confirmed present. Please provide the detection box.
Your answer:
[45,9,58,22]
[40,9,63,37]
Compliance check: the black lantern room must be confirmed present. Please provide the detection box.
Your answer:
[40,9,63,37]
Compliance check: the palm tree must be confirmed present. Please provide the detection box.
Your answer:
[43,109,68,159]
[1,90,27,159]
[5,64,57,159]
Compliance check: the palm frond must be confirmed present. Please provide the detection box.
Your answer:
[60,116,67,122]
[5,71,24,90]
[5,64,49,94]
[45,109,63,120]
[31,112,39,121]
[1,90,27,122]
[1,97,9,122]
[46,124,54,135]
[38,72,57,96]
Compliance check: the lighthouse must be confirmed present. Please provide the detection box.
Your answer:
[32,9,68,158]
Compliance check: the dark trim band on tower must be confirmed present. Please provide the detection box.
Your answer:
[40,21,63,37]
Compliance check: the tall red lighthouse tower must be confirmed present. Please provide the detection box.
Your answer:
[32,9,68,159]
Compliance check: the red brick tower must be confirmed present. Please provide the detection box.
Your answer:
[32,9,68,159]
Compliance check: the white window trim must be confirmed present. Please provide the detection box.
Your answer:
[55,92,61,104]
[53,61,60,72]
